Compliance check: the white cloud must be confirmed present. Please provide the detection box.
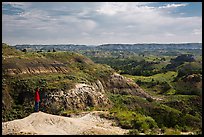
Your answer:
[164,32,175,37]
[3,2,31,10]
[96,2,127,15]
[101,31,115,35]
[96,2,153,16]
[158,3,188,9]
[192,28,202,35]
[3,2,27,6]
[81,32,89,36]
[2,2,202,45]
[76,19,97,32]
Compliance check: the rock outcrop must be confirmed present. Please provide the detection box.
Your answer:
[44,83,111,113]
[103,73,152,99]
[4,63,70,76]
[42,73,152,113]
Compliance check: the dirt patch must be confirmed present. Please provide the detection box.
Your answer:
[2,111,128,135]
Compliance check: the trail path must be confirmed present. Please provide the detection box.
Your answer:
[2,111,128,135]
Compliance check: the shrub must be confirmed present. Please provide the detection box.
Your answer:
[179,114,201,128]
[22,49,27,52]
[164,128,181,135]
[127,129,140,135]
[177,62,202,78]
[181,125,190,132]
[131,114,158,132]
[146,97,154,102]
[150,105,182,128]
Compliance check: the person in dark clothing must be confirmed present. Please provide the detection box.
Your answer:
[34,87,40,112]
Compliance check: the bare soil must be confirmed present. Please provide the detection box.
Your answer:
[2,111,129,135]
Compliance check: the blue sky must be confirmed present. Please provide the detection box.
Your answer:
[2,2,202,45]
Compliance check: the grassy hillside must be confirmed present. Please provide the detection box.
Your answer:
[85,46,202,134]
[2,43,202,135]
[2,43,114,121]
[123,71,177,95]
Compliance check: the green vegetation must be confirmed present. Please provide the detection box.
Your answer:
[123,71,177,96]
[2,43,202,135]
[106,93,201,134]
[177,62,202,77]
[83,45,202,135]
[90,56,166,76]
[2,43,114,121]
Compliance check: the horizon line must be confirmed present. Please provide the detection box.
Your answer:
[3,42,202,47]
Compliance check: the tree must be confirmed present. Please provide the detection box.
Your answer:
[22,49,27,53]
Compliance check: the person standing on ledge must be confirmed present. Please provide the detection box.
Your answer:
[34,87,40,112]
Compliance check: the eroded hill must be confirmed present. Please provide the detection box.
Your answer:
[2,43,152,122]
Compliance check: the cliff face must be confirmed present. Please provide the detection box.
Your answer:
[103,73,152,99]
[42,73,152,113]
[4,63,70,76]
[44,83,111,113]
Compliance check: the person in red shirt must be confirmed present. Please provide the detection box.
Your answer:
[34,87,40,112]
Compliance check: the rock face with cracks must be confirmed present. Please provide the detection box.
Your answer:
[45,82,111,112]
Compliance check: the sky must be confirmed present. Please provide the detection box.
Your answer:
[2,2,202,46]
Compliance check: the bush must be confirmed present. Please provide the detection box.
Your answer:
[164,128,181,135]
[22,49,27,52]
[181,125,190,132]
[136,80,142,85]
[179,114,201,128]
[146,97,154,102]
[177,62,202,78]
[150,105,181,128]
[127,129,140,135]
[131,114,158,132]
[115,111,158,132]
